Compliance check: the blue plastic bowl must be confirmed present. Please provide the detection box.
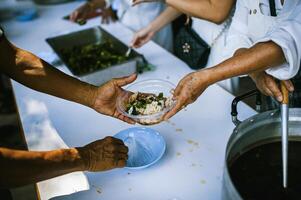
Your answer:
[114,127,166,170]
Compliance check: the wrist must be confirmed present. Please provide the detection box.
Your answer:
[75,147,91,171]
[68,148,86,171]
[83,84,98,109]
[195,69,214,87]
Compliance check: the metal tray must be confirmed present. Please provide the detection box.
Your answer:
[46,26,141,86]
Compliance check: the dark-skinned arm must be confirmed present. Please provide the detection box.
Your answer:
[0,35,137,123]
[0,137,128,188]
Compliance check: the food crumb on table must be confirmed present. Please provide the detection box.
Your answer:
[191,163,196,167]
[187,139,194,144]
[176,152,181,156]
[175,128,183,132]
[200,179,207,184]
[92,185,102,194]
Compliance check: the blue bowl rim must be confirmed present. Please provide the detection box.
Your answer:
[113,127,166,170]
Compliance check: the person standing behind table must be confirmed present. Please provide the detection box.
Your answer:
[0,27,137,188]
[130,0,235,68]
[224,0,301,108]
[70,0,173,52]
[161,0,301,120]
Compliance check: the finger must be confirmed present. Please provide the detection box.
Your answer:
[130,35,139,47]
[132,0,144,6]
[114,73,138,87]
[163,99,184,121]
[104,152,128,160]
[265,78,283,102]
[283,80,294,92]
[104,144,128,153]
[114,111,136,124]
[104,136,124,145]
[116,159,126,168]
[70,11,78,21]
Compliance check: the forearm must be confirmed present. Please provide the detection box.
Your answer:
[0,147,84,188]
[0,37,97,108]
[203,42,286,85]
[165,0,234,23]
[149,6,181,32]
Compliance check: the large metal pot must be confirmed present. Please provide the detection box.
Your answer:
[222,90,301,199]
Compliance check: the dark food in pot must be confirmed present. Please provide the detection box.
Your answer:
[229,141,301,200]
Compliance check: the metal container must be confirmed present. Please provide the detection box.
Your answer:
[222,90,301,199]
[46,26,141,86]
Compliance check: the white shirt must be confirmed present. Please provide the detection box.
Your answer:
[225,0,301,80]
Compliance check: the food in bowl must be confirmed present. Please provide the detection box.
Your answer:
[117,79,176,125]
[126,92,173,116]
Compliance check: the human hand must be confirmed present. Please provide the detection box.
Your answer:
[77,136,128,171]
[131,26,155,48]
[163,70,210,120]
[70,2,96,22]
[91,74,137,124]
[132,0,165,6]
[100,7,118,24]
[249,71,294,102]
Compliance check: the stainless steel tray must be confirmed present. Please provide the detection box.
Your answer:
[46,26,141,86]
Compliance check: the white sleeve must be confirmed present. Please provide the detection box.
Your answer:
[255,3,301,80]
[224,0,253,59]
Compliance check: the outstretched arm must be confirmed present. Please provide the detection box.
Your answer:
[0,35,137,124]
[164,41,293,120]
[131,6,181,48]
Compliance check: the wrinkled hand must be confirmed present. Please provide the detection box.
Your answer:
[92,74,137,124]
[250,71,294,102]
[77,136,128,171]
[164,70,210,120]
[70,3,96,22]
[131,26,155,48]
[132,0,165,6]
[100,7,118,24]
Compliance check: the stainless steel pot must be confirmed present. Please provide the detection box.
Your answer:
[222,90,301,199]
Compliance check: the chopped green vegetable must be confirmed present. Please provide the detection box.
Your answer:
[61,41,128,75]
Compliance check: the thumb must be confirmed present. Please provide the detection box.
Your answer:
[114,74,137,87]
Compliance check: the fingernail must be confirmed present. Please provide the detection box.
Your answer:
[277,96,282,102]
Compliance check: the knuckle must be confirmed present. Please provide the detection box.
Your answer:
[104,136,114,142]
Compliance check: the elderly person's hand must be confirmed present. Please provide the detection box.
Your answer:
[77,136,128,171]
[249,71,294,102]
[91,74,137,124]
[163,70,210,120]
[131,26,155,48]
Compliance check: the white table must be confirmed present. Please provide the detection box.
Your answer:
[2,2,256,200]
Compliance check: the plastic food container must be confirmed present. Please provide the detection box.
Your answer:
[117,79,176,125]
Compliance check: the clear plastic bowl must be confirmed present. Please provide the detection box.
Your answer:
[117,79,176,125]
